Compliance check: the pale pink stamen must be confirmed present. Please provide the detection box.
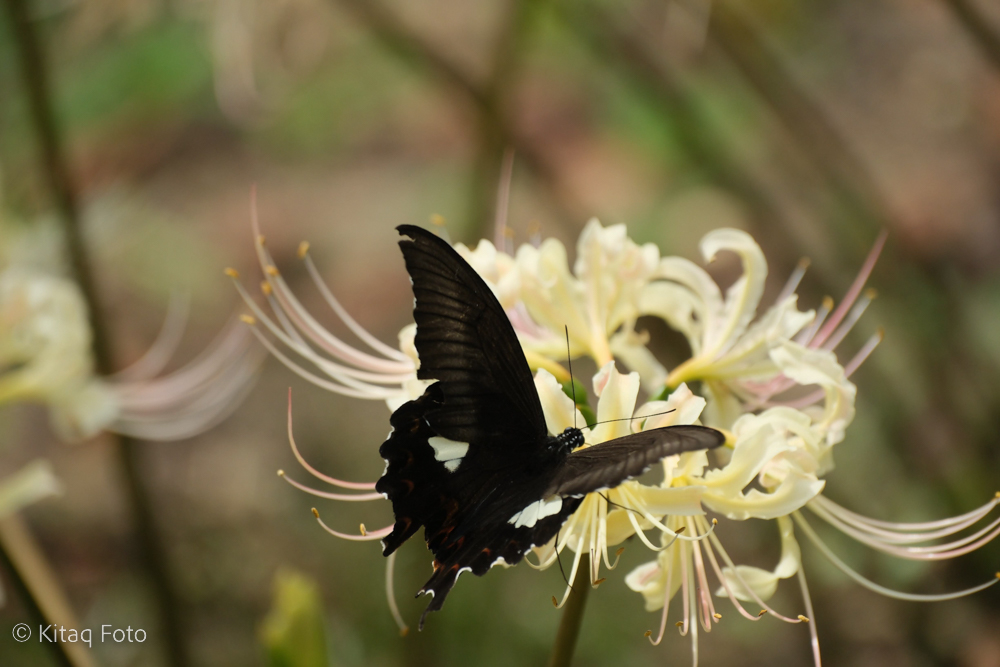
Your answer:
[287,390,377,490]
[796,569,822,667]
[279,473,382,501]
[689,525,716,631]
[301,253,409,362]
[777,258,810,303]
[793,511,1000,601]
[647,549,675,646]
[385,552,409,636]
[700,536,768,622]
[111,294,189,382]
[313,511,392,541]
[810,230,887,349]
[814,493,999,532]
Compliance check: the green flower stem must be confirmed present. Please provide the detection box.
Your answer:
[548,553,590,667]
[1,1,190,665]
[0,514,93,667]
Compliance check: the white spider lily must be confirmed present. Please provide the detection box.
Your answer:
[646,229,884,433]
[228,203,417,409]
[528,364,718,607]
[626,408,1000,667]
[105,297,266,441]
[0,268,115,440]
[514,219,662,371]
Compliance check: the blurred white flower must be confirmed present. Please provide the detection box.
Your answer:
[0,268,116,440]
[0,460,62,607]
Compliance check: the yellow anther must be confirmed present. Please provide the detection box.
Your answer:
[551,596,559,608]
[277,470,285,477]
[257,234,266,246]
[261,280,272,296]
[503,226,515,239]
[675,526,686,534]
[240,314,256,325]
[224,267,240,279]
[712,518,718,525]
[298,241,310,259]
[399,627,409,637]
[797,257,811,270]
[675,621,683,628]
[592,577,606,587]
[643,630,652,638]
[798,615,810,623]
[821,296,834,311]
[527,220,541,236]
[311,508,320,518]
[265,265,279,277]
[865,287,878,300]
[758,609,767,617]
[876,326,886,340]
[713,613,722,620]
[430,214,446,227]
[360,524,367,537]
[615,547,626,557]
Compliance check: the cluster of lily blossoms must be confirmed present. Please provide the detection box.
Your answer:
[236,216,1000,664]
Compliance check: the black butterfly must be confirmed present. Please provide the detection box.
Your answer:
[376,225,724,629]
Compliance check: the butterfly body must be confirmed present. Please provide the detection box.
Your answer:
[377,225,723,629]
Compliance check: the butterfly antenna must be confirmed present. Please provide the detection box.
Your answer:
[554,527,573,590]
[599,492,644,518]
[589,409,677,429]
[565,325,577,430]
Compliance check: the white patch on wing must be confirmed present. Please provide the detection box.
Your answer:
[490,557,509,569]
[508,496,563,528]
[428,436,469,472]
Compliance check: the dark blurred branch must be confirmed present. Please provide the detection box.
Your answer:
[1,2,190,665]
[331,0,585,232]
[557,2,800,239]
[941,0,1000,72]
[708,1,891,231]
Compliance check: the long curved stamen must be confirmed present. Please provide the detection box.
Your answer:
[699,531,769,622]
[111,293,190,382]
[248,202,410,375]
[819,289,876,352]
[287,390,377,490]
[385,552,409,636]
[810,230,887,348]
[235,280,411,387]
[777,258,810,303]
[247,323,400,399]
[278,471,382,501]
[794,296,832,347]
[792,511,1000,601]
[703,519,803,623]
[812,492,1000,531]
[647,544,675,646]
[553,537,587,608]
[312,508,392,541]
[301,252,409,362]
[796,568,821,667]
[808,500,1000,556]
[688,519,717,631]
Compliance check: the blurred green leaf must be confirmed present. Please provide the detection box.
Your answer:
[260,569,328,667]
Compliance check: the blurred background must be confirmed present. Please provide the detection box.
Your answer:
[1,0,999,665]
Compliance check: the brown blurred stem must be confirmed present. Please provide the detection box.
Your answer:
[0,514,90,667]
[940,0,1000,72]
[331,0,585,232]
[708,1,890,238]
[557,2,799,240]
[1,1,190,665]
[547,553,590,667]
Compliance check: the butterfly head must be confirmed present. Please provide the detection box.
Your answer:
[555,427,585,454]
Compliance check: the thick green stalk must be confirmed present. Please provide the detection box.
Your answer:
[1,1,190,665]
[548,553,591,667]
